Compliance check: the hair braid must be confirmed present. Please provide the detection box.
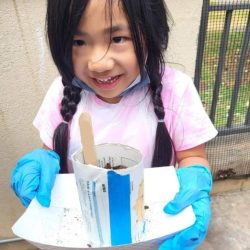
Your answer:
[53,77,81,173]
[150,71,174,167]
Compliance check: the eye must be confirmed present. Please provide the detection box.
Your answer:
[112,36,127,44]
[73,40,85,46]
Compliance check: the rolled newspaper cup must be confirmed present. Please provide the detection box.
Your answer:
[72,143,144,247]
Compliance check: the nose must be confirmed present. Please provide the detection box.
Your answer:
[88,49,114,73]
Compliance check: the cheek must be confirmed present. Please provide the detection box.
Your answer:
[72,51,86,74]
[121,50,139,72]
[129,51,140,72]
[72,47,78,62]
[72,50,78,70]
[129,56,140,75]
[72,47,86,62]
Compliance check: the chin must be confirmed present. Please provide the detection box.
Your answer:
[96,93,122,104]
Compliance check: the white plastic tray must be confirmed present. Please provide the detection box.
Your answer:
[12,167,195,250]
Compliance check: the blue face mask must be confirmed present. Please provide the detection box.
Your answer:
[71,68,150,97]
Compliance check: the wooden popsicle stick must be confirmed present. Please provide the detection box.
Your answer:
[79,112,97,166]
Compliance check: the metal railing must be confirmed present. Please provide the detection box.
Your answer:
[194,0,250,136]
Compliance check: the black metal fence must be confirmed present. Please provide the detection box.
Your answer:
[194,0,250,180]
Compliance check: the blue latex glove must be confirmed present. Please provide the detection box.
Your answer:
[11,148,60,207]
[159,165,213,250]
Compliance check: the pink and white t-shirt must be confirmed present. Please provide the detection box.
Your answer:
[33,67,218,172]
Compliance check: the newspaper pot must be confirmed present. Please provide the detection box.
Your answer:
[72,143,144,248]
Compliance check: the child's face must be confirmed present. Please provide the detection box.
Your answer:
[72,0,140,104]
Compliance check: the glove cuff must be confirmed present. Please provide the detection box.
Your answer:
[36,148,60,161]
[177,164,213,193]
[183,164,213,193]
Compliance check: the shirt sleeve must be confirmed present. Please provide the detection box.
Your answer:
[161,67,218,151]
[33,77,64,149]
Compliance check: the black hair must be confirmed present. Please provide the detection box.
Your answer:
[46,0,174,173]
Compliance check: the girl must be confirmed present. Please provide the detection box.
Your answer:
[11,0,217,249]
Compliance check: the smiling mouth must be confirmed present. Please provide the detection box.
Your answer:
[94,75,120,84]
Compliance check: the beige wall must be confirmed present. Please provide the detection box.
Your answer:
[166,0,203,76]
[0,0,57,239]
[0,0,202,239]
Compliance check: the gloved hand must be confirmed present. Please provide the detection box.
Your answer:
[159,165,213,250]
[11,148,60,207]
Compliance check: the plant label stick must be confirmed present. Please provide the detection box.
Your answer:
[79,112,97,166]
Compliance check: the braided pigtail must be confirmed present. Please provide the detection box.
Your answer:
[46,1,87,172]
[53,77,81,173]
[150,67,175,167]
[119,0,173,166]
